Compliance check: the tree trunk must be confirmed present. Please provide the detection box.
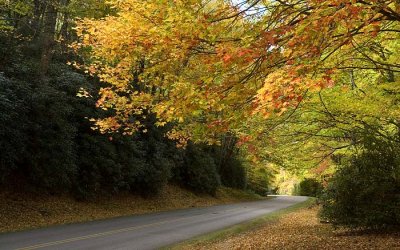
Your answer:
[40,0,58,82]
[32,0,45,40]
[58,0,71,54]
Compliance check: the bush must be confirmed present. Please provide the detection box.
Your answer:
[75,124,176,198]
[0,73,78,191]
[177,143,221,195]
[294,178,323,197]
[27,84,77,190]
[130,133,174,196]
[320,137,400,228]
[74,134,120,199]
[0,75,30,184]
[219,156,247,189]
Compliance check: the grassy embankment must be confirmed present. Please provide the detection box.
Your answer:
[0,185,263,233]
[170,198,400,250]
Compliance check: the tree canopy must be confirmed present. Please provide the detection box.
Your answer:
[74,0,399,155]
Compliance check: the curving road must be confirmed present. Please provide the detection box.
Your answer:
[0,196,308,250]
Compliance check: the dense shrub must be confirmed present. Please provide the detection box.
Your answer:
[219,156,247,189]
[0,72,78,190]
[320,137,400,228]
[294,178,323,197]
[0,75,30,184]
[0,58,248,198]
[74,134,120,198]
[130,133,174,196]
[211,137,247,190]
[27,84,77,190]
[177,143,221,195]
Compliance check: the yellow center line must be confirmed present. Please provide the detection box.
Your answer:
[16,207,243,250]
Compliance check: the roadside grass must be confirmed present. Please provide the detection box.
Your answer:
[0,185,263,233]
[165,197,315,250]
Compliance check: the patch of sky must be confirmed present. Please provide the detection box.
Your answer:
[230,0,267,20]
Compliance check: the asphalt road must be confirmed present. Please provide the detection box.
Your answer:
[0,196,308,250]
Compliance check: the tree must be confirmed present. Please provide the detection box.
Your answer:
[0,0,110,80]
[74,0,400,150]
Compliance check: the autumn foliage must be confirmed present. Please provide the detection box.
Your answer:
[74,0,400,146]
[1,0,400,230]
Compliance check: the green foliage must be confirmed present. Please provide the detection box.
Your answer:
[177,143,221,195]
[74,133,120,198]
[219,157,246,190]
[320,136,400,228]
[293,178,323,197]
[129,132,175,196]
[0,61,79,191]
[27,84,77,190]
[0,75,29,183]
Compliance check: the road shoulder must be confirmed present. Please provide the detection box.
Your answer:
[165,197,314,250]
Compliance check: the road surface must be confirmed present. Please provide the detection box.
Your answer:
[0,196,308,250]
